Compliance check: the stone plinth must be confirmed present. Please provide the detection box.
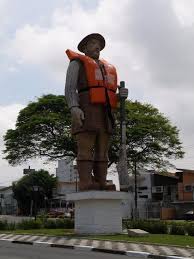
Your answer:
[66,191,128,234]
[127,229,149,237]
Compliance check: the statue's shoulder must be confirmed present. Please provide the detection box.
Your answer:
[68,59,82,69]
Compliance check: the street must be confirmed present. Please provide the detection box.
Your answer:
[0,242,143,259]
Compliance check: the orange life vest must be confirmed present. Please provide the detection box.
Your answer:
[66,49,118,108]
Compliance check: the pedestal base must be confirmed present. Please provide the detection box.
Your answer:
[66,191,128,234]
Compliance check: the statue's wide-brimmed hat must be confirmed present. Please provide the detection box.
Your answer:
[78,33,105,52]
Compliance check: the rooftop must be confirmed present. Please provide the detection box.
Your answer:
[0,186,12,191]
[176,168,194,173]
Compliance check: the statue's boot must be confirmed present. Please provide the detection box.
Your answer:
[93,161,116,191]
[77,160,100,191]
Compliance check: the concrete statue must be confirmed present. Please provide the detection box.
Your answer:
[65,33,128,191]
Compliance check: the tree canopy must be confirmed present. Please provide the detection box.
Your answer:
[123,101,184,170]
[12,169,56,215]
[4,94,75,165]
[3,94,184,170]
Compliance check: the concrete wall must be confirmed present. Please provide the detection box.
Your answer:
[56,158,78,183]
[0,187,17,215]
[121,194,134,218]
[160,208,176,220]
[178,172,194,201]
[57,182,77,195]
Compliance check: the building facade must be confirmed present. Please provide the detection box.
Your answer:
[50,158,78,210]
[0,186,17,215]
[172,168,194,218]
[126,170,178,219]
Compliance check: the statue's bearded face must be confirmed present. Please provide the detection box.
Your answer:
[84,38,101,59]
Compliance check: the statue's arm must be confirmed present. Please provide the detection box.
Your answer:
[65,60,80,109]
[65,60,85,127]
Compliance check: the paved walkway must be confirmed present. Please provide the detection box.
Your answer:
[0,233,193,258]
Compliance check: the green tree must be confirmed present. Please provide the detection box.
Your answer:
[3,95,184,170]
[12,169,56,215]
[115,101,184,170]
[4,94,75,165]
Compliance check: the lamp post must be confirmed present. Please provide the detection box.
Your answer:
[44,196,48,213]
[32,185,39,220]
[0,194,4,215]
[73,159,78,192]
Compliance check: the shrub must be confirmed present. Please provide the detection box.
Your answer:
[43,219,57,229]
[123,219,145,229]
[141,221,168,234]
[170,223,185,235]
[55,219,65,228]
[37,213,49,226]
[17,219,42,230]
[63,218,74,229]
[186,223,194,236]
[43,218,74,229]
[0,220,8,230]
[7,222,16,231]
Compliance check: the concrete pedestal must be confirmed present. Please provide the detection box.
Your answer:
[66,191,128,234]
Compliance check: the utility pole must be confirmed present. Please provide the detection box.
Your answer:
[134,160,138,218]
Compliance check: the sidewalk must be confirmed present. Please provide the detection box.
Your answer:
[0,233,193,258]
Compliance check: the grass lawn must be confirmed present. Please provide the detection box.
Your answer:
[0,229,194,248]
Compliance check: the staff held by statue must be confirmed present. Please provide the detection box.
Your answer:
[117,81,130,191]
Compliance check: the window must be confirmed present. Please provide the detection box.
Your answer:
[184,185,192,192]
[152,186,163,193]
[138,186,148,190]
[139,195,148,198]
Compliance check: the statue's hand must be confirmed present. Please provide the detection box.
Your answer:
[71,107,85,127]
[119,87,128,99]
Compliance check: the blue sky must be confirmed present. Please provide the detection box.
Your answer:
[1,0,194,186]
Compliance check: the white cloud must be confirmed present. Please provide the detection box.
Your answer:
[6,1,133,81]
[0,104,24,163]
[0,103,58,186]
[0,104,23,131]
[129,0,194,88]
[0,0,9,40]
[7,0,194,88]
[0,104,23,184]
[173,0,194,26]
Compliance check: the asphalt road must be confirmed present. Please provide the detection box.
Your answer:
[0,242,142,259]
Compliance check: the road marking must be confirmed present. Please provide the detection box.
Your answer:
[67,238,79,245]
[117,242,127,251]
[79,239,89,246]
[91,240,101,248]
[14,235,29,241]
[104,241,112,250]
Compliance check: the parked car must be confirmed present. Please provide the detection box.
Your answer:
[183,210,194,220]
[47,209,64,218]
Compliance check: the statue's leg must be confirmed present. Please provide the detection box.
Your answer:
[76,132,100,191]
[77,160,93,190]
[93,132,116,191]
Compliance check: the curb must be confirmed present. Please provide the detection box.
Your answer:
[1,233,194,250]
[148,256,191,259]
[0,238,191,259]
[86,237,194,250]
